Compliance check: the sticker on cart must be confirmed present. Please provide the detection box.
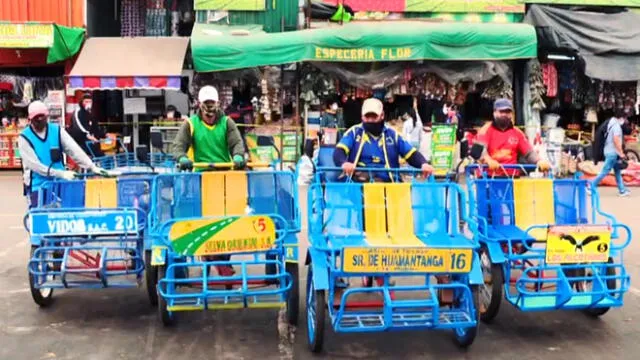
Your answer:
[30,210,138,236]
[342,247,472,273]
[169,216,276,256]
[545,225,611,264]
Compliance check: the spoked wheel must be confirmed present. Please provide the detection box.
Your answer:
[144,250,159,307]
[28,246,54,307]
[478,246,504,323]
[306,266,326,353]
[571,258,617,317]
[23,213,30,232]
[625,149,640,163]
[285,262,300,326]
[452,285,480,348]
[157,265,176,326]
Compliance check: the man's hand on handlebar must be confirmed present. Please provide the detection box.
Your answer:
[341,162,356,175]
[536,159,552,171]
[60,171,76,181]
[232,155,245,170]
[178,156,193,171]
[421,163,434,178]
[485,157,500,170]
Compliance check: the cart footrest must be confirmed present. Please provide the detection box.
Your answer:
[336,310,474,332]
[29,246,144,289]
[158,259,292,311]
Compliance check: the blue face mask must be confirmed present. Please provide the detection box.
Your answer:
[363,122,384,136]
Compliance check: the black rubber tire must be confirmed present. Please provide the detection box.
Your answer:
[307,267,326,353]
[29,246,54,307]
[479,246,504,324]
[453,286,480,348]
[144,251,158,307]
[285,262,299,326]
[23,213,30,232]
[581,258,617,318]
[157,265,176,326]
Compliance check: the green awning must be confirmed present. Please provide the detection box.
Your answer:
[0,23,85,63]
[192,21,538,72]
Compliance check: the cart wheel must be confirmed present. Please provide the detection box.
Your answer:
[625,149,640,163]
[144,251,158,307]
[479,246,503,323]
[29,246,54,307]
[453,285,480,348]
[285,262,299,326]
[574,258,617,317]
[157,265,176,326]
[23,213,30,232]
[306,266,325,353]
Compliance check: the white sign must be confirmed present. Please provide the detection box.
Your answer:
[123,98,147,115]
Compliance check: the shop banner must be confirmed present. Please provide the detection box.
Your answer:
[431,124,457,175]
[0,23,54,48]
[322,0,525,13]
[194,0,266,11]
[246,132,302,164]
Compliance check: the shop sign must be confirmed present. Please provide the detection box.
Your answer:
[314,46,413,61]
[0,23,54,48]
[431,124,457,175]
[194,0,266,11]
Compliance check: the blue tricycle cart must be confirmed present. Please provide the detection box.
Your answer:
[147,162,300,326]
[88,139,175,172]
[465,164,631,322]
[305,167,483,352]
[27,173,154,307]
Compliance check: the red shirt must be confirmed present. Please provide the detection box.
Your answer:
[477,122,533,175]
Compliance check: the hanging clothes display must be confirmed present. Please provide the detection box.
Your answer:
[541,62,558,98]
[121,0,145,37]
[146,0,168,37]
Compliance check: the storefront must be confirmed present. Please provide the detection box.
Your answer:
[523,4,640,179]
[0,22,84,169]
[191,20,538,172]
[67,36,190,155]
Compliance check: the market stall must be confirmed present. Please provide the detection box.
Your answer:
[67,36,190,155]
[191,20,538,173]
[0,22,85,169]
[524,5,640,181]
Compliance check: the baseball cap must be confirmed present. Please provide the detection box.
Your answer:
[198,86,219,103]
[494,98,513,111]
[362,98,384,117]
[28,101,49,120]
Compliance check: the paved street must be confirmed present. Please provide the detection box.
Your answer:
[1,171,639,360]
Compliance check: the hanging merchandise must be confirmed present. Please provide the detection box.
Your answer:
[529,59,546,111]
[220,84,233,110]
[259,78,271,123]
[482,76,513,100]
[22,80,33,104]
[541,62,558,98]
[121,0,145,37]
[146,0,168,37]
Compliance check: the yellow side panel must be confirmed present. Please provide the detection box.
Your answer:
[84,178,117,208]
[224,172,248,215]
[384,183,424,246]
[363,183,391,246]
[513,179,555,240]
[201,172,225,217]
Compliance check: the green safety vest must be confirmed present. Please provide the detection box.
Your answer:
[187,114,232,167]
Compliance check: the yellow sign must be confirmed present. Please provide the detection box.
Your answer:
[169,216,277,256]
[545,225,611,264]
[0,24,54,48]
[314,47,413,62]
[342,247,472,273]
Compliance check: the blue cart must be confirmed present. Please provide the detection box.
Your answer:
[147,164,300,326]
[465,164,631,322]
[88,139,175,172]
[305,167,483,352]
[27,173,154,307]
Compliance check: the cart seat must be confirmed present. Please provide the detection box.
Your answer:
[322,182,473,249]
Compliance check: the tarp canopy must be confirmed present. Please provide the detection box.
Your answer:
[0,23,85,63]
[68,37,189,90]
[525,5,640,81]
[192,21,538,72]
